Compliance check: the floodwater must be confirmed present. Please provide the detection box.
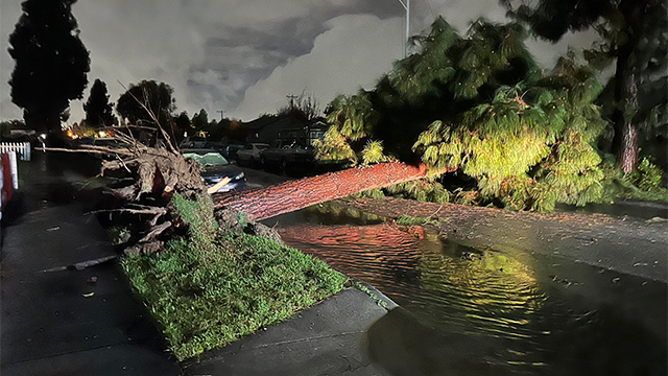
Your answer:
[267,205,668,376]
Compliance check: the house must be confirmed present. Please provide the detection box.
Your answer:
[306,118,328,146]
[243,113,329,145]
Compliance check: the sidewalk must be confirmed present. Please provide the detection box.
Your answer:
[1,153,396,376]
[0,153,181,375]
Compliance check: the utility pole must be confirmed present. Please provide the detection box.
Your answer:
[396,0,410,58]
[217,110,224,121]
[286,94,299,110]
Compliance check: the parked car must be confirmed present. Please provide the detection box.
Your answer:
[182,151,246,193]
[179,137,207,149]
[91,137,123,160]
[236,143,269,166]
[225,142,245,160]
[260,139,314,170]
[206,141,228,155]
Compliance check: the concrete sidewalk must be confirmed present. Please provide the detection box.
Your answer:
[1,153,181,375]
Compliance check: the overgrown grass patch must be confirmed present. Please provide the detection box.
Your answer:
[121,194,347,360]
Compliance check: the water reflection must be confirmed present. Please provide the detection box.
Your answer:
[279,223,423,302]
[277,215,667,375]
[415,235,545,338]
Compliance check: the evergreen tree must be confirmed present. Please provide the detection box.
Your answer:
[84,79,117,127]
[8,0,90,133]
[190,109,209,136]
[500,0,668,173]
[204,119,232,142]
[317,17,607,212]
[172,111,191,140]
[116,80,175,126]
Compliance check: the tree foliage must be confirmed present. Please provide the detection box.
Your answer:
[8,0,90,133]
[116,80,176,126]
[317,17,608,212]
[501,0,668,172]
[84,79,117,127]
[190,109,209,136]
[171,111,191,141]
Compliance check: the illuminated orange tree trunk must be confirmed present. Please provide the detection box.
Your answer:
[212,162,436,221]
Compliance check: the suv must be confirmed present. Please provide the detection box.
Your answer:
[260,139,314,170]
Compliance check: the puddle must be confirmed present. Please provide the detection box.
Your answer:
[268,206,668,375]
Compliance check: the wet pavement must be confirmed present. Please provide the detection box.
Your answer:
[0,153,181,375]
[341,198,668,282]
[0,153,394,376]
[274,207,668,375]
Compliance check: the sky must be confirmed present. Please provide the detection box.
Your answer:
[0,0,598,124]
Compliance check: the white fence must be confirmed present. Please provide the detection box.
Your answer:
[0,142,31,161]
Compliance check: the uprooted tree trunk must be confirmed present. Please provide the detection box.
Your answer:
[46,130,211,254]
[213,162,441,221]
[49,130,443,254]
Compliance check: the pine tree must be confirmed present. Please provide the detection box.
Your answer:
[84,79,117,127]
[317,17,607,212]
[8,0,90,133]
[190,109,209,137]
[501,0,668,173]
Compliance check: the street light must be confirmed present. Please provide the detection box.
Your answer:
[395,0,410,58]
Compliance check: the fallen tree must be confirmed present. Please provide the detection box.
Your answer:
[213,162,448,221]
[49,128,441,253]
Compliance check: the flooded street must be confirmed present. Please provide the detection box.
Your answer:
[268,206,668,375]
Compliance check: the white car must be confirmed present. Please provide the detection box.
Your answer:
[236,143,269,166]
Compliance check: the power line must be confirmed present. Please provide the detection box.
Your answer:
[422,0,436,20]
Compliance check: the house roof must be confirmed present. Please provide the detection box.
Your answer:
[243,114,292,131]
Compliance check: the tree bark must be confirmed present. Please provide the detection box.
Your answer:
[611,0,642,173]
[613,70,640,173]
[213,162,444,221]
[618,121,639,173]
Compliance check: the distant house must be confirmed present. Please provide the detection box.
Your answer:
[307,118,328,146]
[243,113,330,145]
[8,128,36,137]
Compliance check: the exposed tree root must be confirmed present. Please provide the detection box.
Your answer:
[50,125,437,254]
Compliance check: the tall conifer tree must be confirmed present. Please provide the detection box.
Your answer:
[84,79,117,127]
[8,0,90,133]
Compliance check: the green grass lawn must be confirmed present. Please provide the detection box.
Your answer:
[121,194,347,360]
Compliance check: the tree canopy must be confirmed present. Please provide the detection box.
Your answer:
[501,0,668,172]
[84,79,117,127]
[317,17,608,212]
[190,109,209,136]
[116,80,176,126]
[8,0,90,133]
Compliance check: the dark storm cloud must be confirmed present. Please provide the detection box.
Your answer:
[191,1,411,113]
[0,0,598,123]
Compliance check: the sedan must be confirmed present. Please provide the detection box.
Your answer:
[236,143,269,167]
[183,152,246,193]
